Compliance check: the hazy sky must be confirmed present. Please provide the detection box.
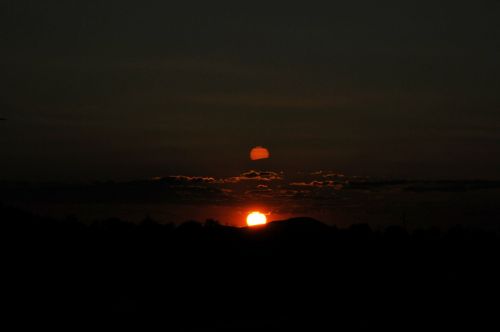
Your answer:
[1,1,499,181]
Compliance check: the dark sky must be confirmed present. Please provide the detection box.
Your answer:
[1,0,499,181]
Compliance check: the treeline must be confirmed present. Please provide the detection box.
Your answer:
[2,204,499,329]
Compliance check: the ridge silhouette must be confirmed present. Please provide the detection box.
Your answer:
[1,204,498,329]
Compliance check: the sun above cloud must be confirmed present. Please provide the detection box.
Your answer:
[250,146,270,161]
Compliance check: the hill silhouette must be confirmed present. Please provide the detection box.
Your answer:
[1,204,498,329]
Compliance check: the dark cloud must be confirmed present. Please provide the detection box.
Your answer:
[290,181,344,190]
[2,171,500,229]
[153,176,218,185]
[310,171,347,179]
[290,181,324,187]
[402,180,500,192]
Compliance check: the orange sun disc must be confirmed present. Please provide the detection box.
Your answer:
[250,146,270,161]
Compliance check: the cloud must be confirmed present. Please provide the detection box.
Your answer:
[403,180,500,192]
[290,181,324,187]
[290,181,344,190]
[243,184,273,197]
[225,170,283,183]
[276,189,312,198]
[322,173,346,180]
[153,175,218,184]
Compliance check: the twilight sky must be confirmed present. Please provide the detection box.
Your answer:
[1,0,499,181]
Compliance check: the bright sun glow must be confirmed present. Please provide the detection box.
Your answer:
[246,211,267,227]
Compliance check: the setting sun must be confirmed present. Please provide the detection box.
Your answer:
[250,146,270,161]
[246,211,267,227]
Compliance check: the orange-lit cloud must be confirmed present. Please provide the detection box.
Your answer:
[226,170,282,182]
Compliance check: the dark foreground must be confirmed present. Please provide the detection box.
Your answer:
[2,205,499,330]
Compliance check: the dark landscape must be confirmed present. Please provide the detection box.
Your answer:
[2,1,500,329]
[3,203,499,329]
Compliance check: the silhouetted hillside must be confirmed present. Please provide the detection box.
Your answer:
[1,205,499,329]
